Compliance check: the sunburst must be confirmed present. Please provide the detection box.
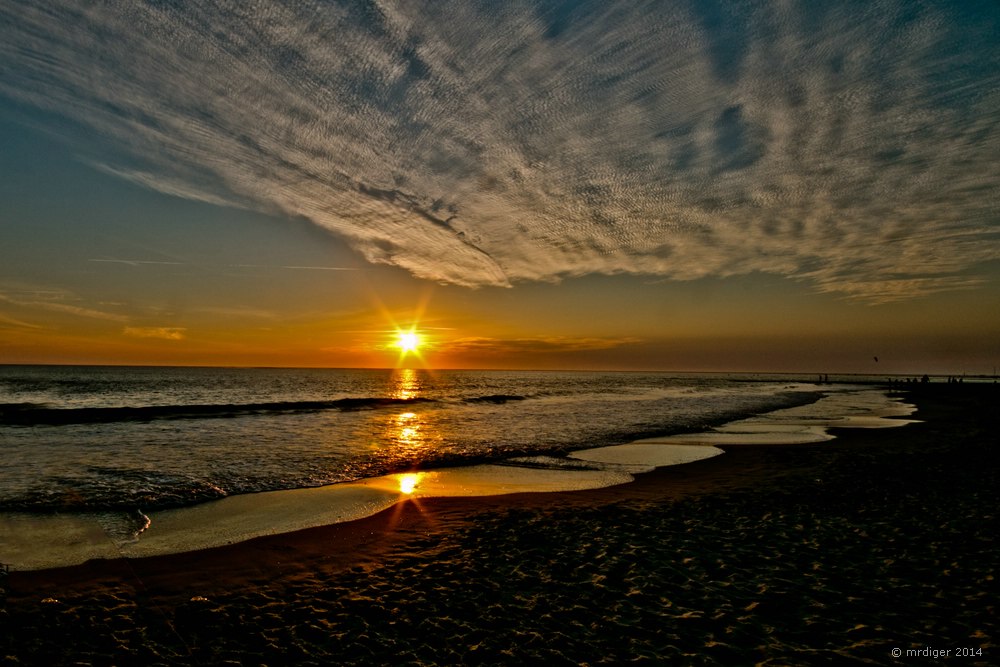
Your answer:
[395,330,421,353]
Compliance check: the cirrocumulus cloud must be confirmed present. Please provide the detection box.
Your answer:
[1,0,998,302]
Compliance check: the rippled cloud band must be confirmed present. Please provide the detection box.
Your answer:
[2,0,998,302]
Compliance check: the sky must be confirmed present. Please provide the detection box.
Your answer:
[1,0,998,374]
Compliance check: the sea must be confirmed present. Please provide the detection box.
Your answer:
[0,365,915,569]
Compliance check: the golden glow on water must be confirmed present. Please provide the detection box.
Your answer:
[396,412,419,445]
[371,373,449,476]
[391,368,420,400]
[390,408,427,451]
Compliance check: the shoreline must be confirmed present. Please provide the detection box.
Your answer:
[2,383,996,664]
[1,383,904,572]
[7,441,787,595]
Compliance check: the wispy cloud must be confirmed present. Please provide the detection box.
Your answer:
[0,290,128,322]
[230,264,359,272]
[193,306,280,320]
[0,312,43,330]
[92,164,244,210]
[89,259,184,267]
[123,326,186,341]
[34,302,130,322]
[2,1,998,302]
[448,336,642,356]
[89,259,357,272]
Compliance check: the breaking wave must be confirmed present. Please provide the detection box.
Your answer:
[0,395,521,425]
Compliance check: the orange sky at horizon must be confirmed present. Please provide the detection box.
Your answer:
[4,271,997,376]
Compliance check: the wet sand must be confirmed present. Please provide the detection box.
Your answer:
[2,383,996,665]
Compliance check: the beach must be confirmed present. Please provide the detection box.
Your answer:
[2,383,996,665]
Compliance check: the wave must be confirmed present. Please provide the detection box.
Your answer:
[0,393,534,426]
[0,396,439,426]
[0,379,826,514]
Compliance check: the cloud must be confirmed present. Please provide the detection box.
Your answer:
[92,164,244,210]
[2,0,998,302]
[89,258,357,272]
[447,336,642,356]
[89,259,183,267]
[0,290,129,322]
[193,306,279,321]
[231,265,359,272]
[0,312,43,330]
[123,327,186,341]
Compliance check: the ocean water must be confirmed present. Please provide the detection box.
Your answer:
[0,366,836,513]
[0,366,921,569]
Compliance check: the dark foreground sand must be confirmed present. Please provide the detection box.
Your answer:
[2,384,996,665]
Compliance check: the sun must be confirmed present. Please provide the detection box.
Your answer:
[395,330,421,353]
[388,325,429,368]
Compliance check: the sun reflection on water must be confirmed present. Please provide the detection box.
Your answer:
[391,368,420,400]
[398,472,420,495]
[370,369,452,480]
[394,411,421,446]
